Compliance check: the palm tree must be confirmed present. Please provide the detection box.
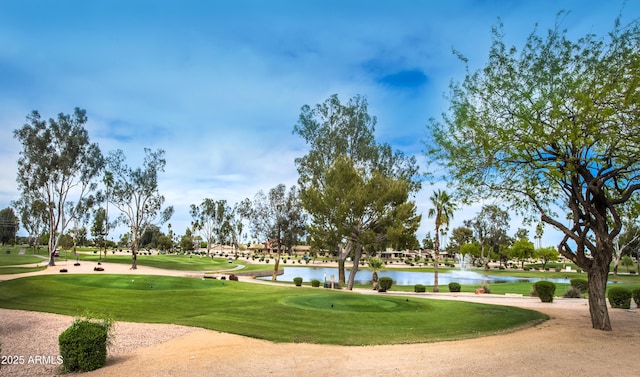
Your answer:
[428,190,457,293]
[368,257,385,290]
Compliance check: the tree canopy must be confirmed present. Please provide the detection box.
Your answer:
[427,16,640,330]
[294,94,421,290]
[106,148,173,269]
[14,108,103,265]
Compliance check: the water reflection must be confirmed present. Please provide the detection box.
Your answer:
[257,266,570,285]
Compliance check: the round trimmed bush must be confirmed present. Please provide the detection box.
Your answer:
[378,277,393,292]
[608,287,632,309]
[533,281,556,303]
[570,278,588,293]
[293,277,303,286]
[59,319,111,372]
[632,288,640,308]
[311,279,320,287]
[448,282,461,293]
[414,284,426,293]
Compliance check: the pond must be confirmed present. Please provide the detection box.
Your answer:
[257,266,571,286]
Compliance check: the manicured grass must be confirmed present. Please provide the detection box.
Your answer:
[0,251,46,266]
[0,266,47,274]
[0,274,547,345]
[73,253,244,271]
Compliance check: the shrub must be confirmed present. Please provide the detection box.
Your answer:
[293,277,303,286]
[311,279,320,287]
[482,285,491,294]
[632,288,640,308]
[563,287,583,298]
[533,281,556,302]
[378,277,393,292]
[414,284,426,293]
[448,282,461,292]
[228,274,238,281]
[59,316,112,372]
[570,278,588,293]
[608,287,632,309]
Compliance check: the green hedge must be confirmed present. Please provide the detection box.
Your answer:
[570,278,588,293]
[414,284,426,293]
[608,287,632,309]
[378,277,393,292]
[311,279,320,287]
[293,277,303,286]
[633,288,640,308]
[533,281,556,303]
[58,318,112,372]
[448,282,461,293]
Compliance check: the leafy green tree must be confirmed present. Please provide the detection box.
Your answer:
[14,108,103,265]
[229,199,251,256]
[12,195,47,248]
[464,205,510,269]
[422,233,434,250]
[190,199,231,256]
[533,247,560,269]
[180,228,195,252]
[427,16,640,330]
[428,190,456,292]
[509,238,535,269]
[91,208,107,258]
[294,94,421,289]
[620,255,635,273]
[248,184,306,281]
[0,207,19,245]
[105,148,173,269]
[446,226,474,255]
[459,242,482,262]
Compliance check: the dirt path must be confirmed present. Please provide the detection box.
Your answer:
[1,263,639,377]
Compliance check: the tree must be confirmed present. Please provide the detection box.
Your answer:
[0,207,19,245]
[535,247,559,270]
[620,255,635,273]
[294,94,421,289]
[248,184,306,281]
[427,190,456,292]
[190,199,231,256]
[611,198,640,276]
[509,238,535,269]
[12,195,47,248]
[367,257,384,290]
[446,226,474,255]
[105,148,173,269]
[229,199,251,256]
[14,108,103,265]
[426,16,640,330]
[180,227,195,252]
[464,205,510,269]
[91,208,107,259]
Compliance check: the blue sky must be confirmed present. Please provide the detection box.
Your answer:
[0,0,637,247]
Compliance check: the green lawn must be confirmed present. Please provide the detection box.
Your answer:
[73,252,245,271]
[0,266,47,274]
[0,250,46,266]
[0,274,547,345]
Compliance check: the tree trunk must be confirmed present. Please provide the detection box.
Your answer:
[433,252,439,292]
[131,250,137,269]
[272,252,281,281]
[48,251,56,267]
[338,258,346,285]
[372,271,379,290]
[587,257,612,330]
[346,244,362,291]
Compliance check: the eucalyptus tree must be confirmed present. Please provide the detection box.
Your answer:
[12,195,47,248]
[229,199,252,256]
[294,94,421,289]
[14,108,103,265]
[91,208,107,258]
[426,16,640,330]
[105,148,173,269]
[427,190,457,292]
[464,204,510,269]
[190,198,232,256]
[249,184,306,281]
